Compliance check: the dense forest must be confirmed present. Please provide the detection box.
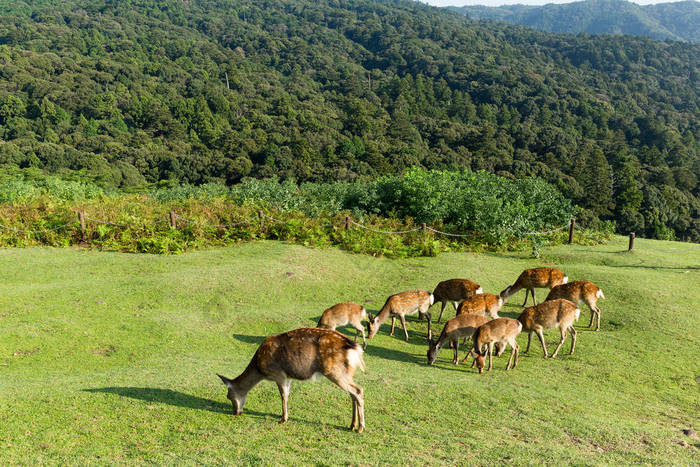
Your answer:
[0,0,698,240]
[452,0,700,43]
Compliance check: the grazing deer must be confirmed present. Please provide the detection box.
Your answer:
[456,293,503,319]
[517,299,580,358]
[427,313,489,365]
[217,327,366,432]
[500,267,568,307]
[317,302,367,349]
[367,289,434,341]
[433,278,483,323]
[471,317,522,373]
[545,280,605,331]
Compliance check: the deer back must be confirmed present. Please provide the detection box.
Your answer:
[255,328,364,380]
[518,299,578,331]
[457,293,503,317]
[318,302,366,328]
[433,279,481,301]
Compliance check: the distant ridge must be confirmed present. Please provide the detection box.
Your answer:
[449,0,700,42]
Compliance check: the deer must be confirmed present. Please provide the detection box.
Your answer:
[216,327,366,432]
[456,293,503,319]
[517,299,580,358]
[545,280,605,331]
[427,313,489,365]
[367,289,434,341]
[470,317,522,373]
[500,267,568,307]
[432,278,483,323]
[317,302,367,349]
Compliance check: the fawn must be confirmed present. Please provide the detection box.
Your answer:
[432,278,483,323]
[471,317,522,373]
[217,327,366,432]
[500,267,568,306]
[545,280,605,331]
[367,289,434,341]
[317,302,367,349]
[517,299,580,358]
[427,313,489,365]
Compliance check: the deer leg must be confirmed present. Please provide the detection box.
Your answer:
[390,316,396,336]
[532,289,537,305]
[588,305,595,328]
[399,315,409,342]
[359,327,367,349]
[524,331,533,354]
[569,325,577,354]
[551,326,567,358]
[487,342,494,371]
[453,339,459,365]
[425,312,433,341]
[354,328,358,342]
[276,379,291,424]
[536,328,548,358]
[511,340,520,369]
[437,301,446,323]
[594,306,601,331]
[331,377,364,433]
[521,289,529,307]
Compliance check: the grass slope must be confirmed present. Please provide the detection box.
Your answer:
[0,238,698,464]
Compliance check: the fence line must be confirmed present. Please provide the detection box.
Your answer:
[0,220,76,234]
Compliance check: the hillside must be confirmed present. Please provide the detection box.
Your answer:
[0,0,698,241]
[451,0,700,42]
[1,240,698,463]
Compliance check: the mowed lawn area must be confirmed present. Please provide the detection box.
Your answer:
[1,237,698,464]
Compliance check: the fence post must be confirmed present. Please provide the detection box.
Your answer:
[628,232,635,251]
[568,218,575,244]
[344,216,350,230]
[421,223,427,233]
[169,211,177,229]
[258,210,264,229]
[78,210,86,241]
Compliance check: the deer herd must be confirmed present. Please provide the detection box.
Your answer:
[218,267,605,433]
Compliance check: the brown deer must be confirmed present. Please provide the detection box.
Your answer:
[500,267,568,307]
[317,302,367,349]
[470,317,522,373]
[517,299,580,358]
[367,289,434,341]
[217,327,366,432]
[433,278,483,323]
[427,313,489,365]
[545,280,605,331]
[456,293,503,319]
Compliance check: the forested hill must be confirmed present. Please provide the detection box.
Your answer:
[451,0,700,43]
[0,0,698,241]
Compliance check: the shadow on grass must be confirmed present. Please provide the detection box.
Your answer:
[231,334,266,345]
[83,387,354,430]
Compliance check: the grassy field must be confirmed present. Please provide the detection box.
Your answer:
[1,237,698,464]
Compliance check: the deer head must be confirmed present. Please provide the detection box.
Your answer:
[217,373,247,415]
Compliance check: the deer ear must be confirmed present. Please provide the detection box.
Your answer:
[216,373,232,387]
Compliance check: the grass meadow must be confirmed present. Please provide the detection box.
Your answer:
[1,236,698,464]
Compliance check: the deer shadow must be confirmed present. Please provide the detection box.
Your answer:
[83,387,250,415]
[231,334,266,345]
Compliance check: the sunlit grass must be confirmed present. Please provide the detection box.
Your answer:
[0,236,698,464]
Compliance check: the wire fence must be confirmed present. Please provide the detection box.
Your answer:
[0,211,697,253]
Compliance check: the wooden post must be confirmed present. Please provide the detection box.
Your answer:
[568,218,575,244]
[344,216,350,230]
[169,211,177,229]
[421,223,427,232]
[258,210,264,229]
[78,210,86,241]
[628,232,635,251]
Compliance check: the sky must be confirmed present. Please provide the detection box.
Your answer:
[422,0,679,6]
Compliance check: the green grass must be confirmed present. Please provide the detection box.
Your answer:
[1,237,698,464]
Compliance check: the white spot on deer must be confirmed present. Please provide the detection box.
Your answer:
[429,293,434,306]
[575,308,581,320]
[476,287,483,294]
[346,347,365,372]
[597,289,605,299]
[563,276,569,284]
